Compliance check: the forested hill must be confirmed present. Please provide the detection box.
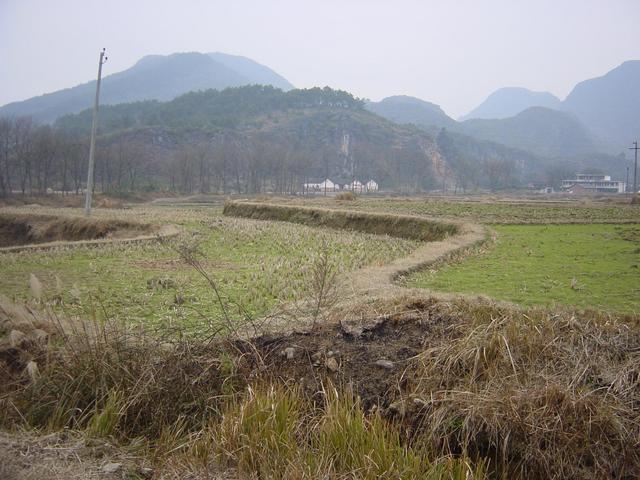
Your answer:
[56,86,365,134]
[49,85,538,194]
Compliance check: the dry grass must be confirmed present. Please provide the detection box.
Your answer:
[404,301,640,479]
[335,191,357,201]
[2,290,639,479]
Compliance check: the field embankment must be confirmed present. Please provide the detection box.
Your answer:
[0,213,154,249]
[260,196,640,224]
[223,200,459,241]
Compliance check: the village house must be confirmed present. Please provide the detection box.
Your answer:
[302,178,337,193]
[302,177,380,194]
[561,173,625,194]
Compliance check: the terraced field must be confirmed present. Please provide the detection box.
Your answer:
[0,205,419,332]
[268,196,640,224]
[257,196,639,312]
[407,223,640,312]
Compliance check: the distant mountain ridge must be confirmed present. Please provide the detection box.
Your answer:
[457,106,598,158]
[365,96,455,129]
[459,87,561,121]
[367,97,600,159]
[0,52,294,122]
[563,60,640,149]
[458,61,640,151]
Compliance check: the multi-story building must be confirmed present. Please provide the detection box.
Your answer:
[561,174,625,194]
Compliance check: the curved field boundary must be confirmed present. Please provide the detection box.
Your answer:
[223,200,488,298]
[0,223,179,254]
[342,221,487,299]
[223,201,459,241]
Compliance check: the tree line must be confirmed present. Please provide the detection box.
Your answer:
[0,115,436,197]
[0,117,87,197]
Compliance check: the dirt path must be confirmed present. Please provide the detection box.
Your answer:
[339,220,487,300]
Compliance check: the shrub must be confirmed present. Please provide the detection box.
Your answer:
[336,191,357,201]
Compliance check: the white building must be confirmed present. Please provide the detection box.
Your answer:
[348,180,364,192]
[365,180,379,192]
[303,179,337,193]
[561,174,625,194]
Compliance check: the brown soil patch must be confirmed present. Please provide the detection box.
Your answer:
[244,299,448,409]
[0,431,147,480]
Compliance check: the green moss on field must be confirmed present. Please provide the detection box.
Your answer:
[407,224,640,312]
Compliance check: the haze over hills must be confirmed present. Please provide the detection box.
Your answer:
[459,87,562,121]
[53,85,625,192]
[563,60,640,150]
[457,107,598,158]
[0,52,294,123]
[0,51,635,190]
[369,61,640,160]
[454,61,640,153]
[367,95,603,159]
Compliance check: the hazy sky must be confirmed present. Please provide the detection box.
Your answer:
[1,0,639,117]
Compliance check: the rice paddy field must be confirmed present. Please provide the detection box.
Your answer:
[0,205,419,332]
[407,223,640,312]
[270,195,640,224]
[257,196,639,312]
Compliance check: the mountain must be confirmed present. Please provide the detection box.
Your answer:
[460,87,561,120]
[0,52,294,123]
[207,52,293,91]
[365,96,456,129]
[54,86,446,191]
[562,60,640,150]
[457,106,598,158]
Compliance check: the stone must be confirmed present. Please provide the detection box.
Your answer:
[138,467,154,478]
[375,359,394,369]
[9,330,26,348]
[387,400,406,417]
[31,328,49,342]
[325,357,339,372]
[102,462,122,474]
[340,316,387,338]
[25,361,39,381]
[311,351,323,366]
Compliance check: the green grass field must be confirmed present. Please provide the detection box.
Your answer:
[0,206,418,332]
[407,223,640,312]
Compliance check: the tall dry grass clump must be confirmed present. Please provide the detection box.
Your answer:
[335,190,357,201]
[0,298,240,438]
[208,384,486,479]
[406,302,640,479]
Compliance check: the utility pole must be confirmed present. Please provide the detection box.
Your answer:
[626,166,630,194]
[630,141,639,196]
[84,48,108,216]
